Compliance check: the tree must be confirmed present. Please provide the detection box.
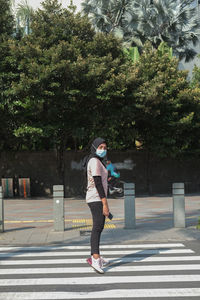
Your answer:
[82,0,130,36]
[3,0,200,161]
[0,0,17,150]
[8,0,129,180]
[82,0,200,62]
[191,58,200,88]
[0,0,14,36]
[130,42,200,157]
[121,42,200,192]
[16,0,34,35]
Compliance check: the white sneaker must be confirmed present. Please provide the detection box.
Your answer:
[91,257,104,274]
[100,256,110,267]
[109,188,115,195]
[114,187,123,193]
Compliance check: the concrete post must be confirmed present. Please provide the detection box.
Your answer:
[124,183,136,229]
[0,186,4,232]
[53,185,65,231]
[172,183,185,228]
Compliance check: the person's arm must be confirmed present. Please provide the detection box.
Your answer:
[93,176,105,198]
[93,176,109,216]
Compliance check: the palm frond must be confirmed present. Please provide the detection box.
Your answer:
[16,0,34,23]
[81,0,200,61]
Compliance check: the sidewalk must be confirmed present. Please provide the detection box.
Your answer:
[0,195,200,245]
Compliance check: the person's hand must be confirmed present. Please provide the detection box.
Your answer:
[113,172,120,178]
[103,204,109,217]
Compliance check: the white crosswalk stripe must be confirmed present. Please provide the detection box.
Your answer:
[1,255,200,265]
[1,264,200,275]
[1,289,200,299]
[0,248,194,258]
[0,242,199,299]
[0,243,185,251]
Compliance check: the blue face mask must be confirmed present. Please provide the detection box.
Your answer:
[96,149,107,158]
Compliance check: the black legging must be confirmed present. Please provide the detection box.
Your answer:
[88,201,105,255]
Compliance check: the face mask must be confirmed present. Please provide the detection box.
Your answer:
[96,149,107,158]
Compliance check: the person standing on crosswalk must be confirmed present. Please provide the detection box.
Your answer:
[84,137,110,274]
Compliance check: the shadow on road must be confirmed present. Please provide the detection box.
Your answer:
[104,247,171,272]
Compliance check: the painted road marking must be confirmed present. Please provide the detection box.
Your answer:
[0,243,200,300]
[4,218,121,224]
[0,249,193,258]
[0,243,185,251]
[2,289,200,299]
[1,256,200,265]
[1,275,200,286]
[4,215,198,224]
[1,264,200,275]
[0,243,199,299]
[72,224,116,229]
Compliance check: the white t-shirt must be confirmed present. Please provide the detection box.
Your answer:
[86,157,108,203]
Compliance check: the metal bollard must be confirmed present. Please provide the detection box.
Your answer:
[124,183,136,229]
[0,186,4,232]
[172,183,185,228]
[53,185,65,231]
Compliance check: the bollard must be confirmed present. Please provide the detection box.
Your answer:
[172,183,185,228]
[53,185,65,231]
[0,186,4,232]
[124,183,136,229]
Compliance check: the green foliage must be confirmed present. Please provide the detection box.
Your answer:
[157,42,173,60]
[82,0,200,62]
[16,0,34,36]
[197,217,200,230]
[191,62,200,88]
[0,0,14,37]
[128,42,200,156]
[123,42,172,64]
[123,47,140,63]
[1,0,200,160]
[0,0,17,150]
[8,0,128,151]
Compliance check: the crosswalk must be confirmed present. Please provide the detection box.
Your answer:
[0,242,200,299]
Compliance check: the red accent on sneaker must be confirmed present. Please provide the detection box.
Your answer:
[86,257,92,265]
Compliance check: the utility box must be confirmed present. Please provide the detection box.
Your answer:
[1,178,13,198]
[19,178,31,198]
